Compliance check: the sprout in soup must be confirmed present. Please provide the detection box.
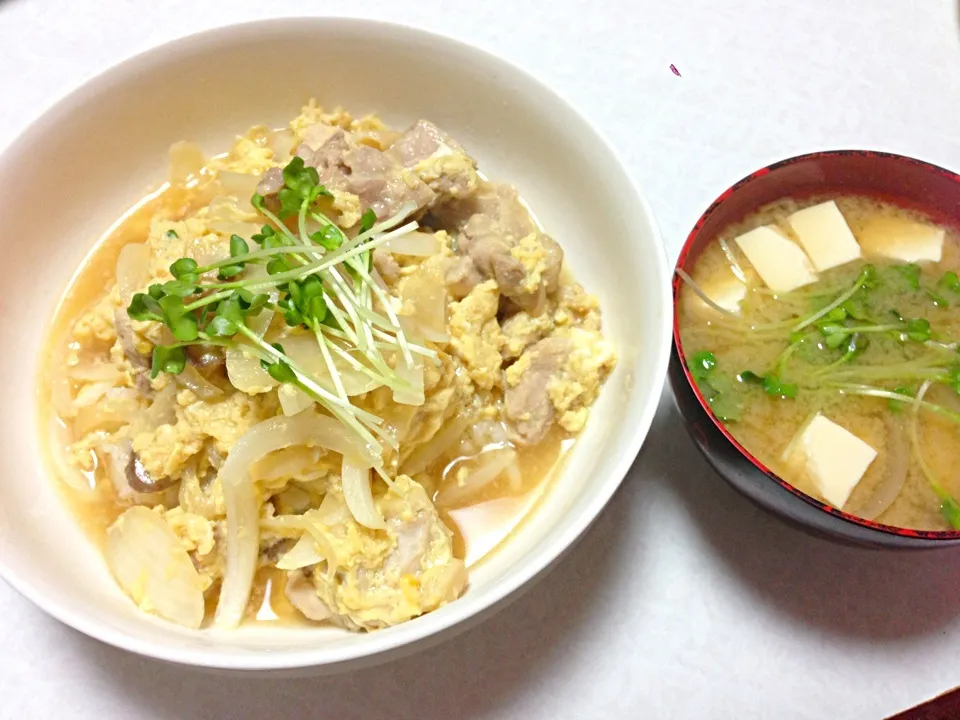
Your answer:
[41,102,616,630]
[678,196,960,531]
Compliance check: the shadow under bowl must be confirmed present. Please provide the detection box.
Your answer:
[670,149,960,549]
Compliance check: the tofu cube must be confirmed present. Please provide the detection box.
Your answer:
[856,215,945,263]
[787,201,862,271]
[734,225,818,293]
[786,413,877,509]
[692,269,747,315]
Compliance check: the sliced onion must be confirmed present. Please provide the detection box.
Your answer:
[176,363,223,401]
[169,141,206,185]
[246,307,276,337]
[314,490,350,525]
[140,384,177,430]
[226,347,278,394]
[68,363,124,382]
[400,263,449,343]
[847,414,909,520]
[383,230,439,256]
[402,413,473,476]
[436,449,517,508]
[74,389,140,436]
[217,172,260,203]
[106,506,205,628]
[250,445,322,483]
[209,219,262,237]
[266,129,295,162]
[275,533,326,571]
[51,373,75,418]
[342,458,386,529]
[393,360,425,406]
[278,385,315,417]
[49,417,95,491]
[282,334,383,396]
[214,411,374,629]
[116,244,151,305]
[73,381,117,408]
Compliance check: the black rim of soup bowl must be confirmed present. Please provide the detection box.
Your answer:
[670,149,960,548]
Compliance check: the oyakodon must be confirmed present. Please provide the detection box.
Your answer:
[43,101,616,630]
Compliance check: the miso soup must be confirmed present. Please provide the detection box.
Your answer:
[678,195,960,531]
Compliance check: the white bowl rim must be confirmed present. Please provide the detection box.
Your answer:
[0,16,671,671]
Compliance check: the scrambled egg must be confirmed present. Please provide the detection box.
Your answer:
[448,280,504,390]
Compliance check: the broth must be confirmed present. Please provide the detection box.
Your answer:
[679,195,960,531]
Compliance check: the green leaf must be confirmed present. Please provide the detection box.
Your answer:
[941,496,960,530]
[240,291,269,314]
[307,295,328,323]
[277,297,302,327]
[158,295,198,342]
[265,360,297,384]
[148,284,165,300]
[926,289,949,308]
[893,263,921,290]
[888,386,912,413]
[217,294,246,326]
[821,307,848,323]
[738,370,796,399]
[267,257,291,275]
[688,351,717,385]
[859,264,879,290]
[843,332,868,359]
[939,271,960,294]
[708,393,741,422]
[259,342,296,383]
[170,257,198,279]
[252,224,279,246]
[151,345,186,378]
[359,208,377,234]
[207,315,239,337]
[127,293,163,322]
[165,229,179,240]
[161,279,197,297]
[310,224,342,250]
[230,234,250,257]
[840,296,873,322]
[905,317,931,343]
[218,264,244,279]
[277,187,303,220]
[282,156,309,193]
[251,193,265,211]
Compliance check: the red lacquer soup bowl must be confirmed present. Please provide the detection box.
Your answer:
[669,150,960,548]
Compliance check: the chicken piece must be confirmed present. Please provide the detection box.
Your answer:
[372,248,401,285]
[283,127,436,222]
[285,569,333,622]
[287,476,466,630]
[387,119,480,201]
[503,337,571,445]
[445,255,484,299]
[452,184,564,315]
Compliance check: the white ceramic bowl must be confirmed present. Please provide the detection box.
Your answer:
[0,18,670,672]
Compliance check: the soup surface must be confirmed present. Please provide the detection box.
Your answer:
[42,102,615,630]
[679,195,960,531]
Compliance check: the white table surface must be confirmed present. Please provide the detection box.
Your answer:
[2,0,960,717]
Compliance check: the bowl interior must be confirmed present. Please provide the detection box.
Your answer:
[673,150,960,540]
[0,19,669,670]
